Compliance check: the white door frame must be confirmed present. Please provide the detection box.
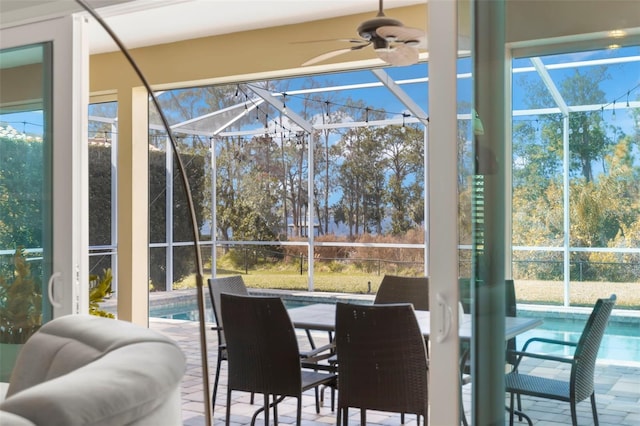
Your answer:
[427,1,461,424]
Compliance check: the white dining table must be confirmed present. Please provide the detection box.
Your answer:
[287,302,543,341]
[288,302,542,426]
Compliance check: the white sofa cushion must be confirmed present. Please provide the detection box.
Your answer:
[0,315,185,426]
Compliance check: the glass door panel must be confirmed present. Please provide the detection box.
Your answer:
[466,2,640,425]
[0,15,89,381]
[0,43,52,380]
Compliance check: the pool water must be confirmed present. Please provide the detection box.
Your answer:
[150,303,215,323]
[151,302,640,364]
[150,299,307,323]
[515,317,640,363]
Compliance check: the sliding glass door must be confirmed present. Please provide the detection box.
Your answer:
[0,15,89,380]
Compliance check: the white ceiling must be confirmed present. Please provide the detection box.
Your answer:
[0,0,426,54]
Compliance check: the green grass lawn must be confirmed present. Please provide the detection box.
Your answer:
[171,269,639,309]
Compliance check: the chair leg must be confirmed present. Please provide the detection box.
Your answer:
[590,393,599,426]
[315,386,320,413]
[459,345,470,426]
[273,394,278,424]
[459,376,469,424]
[297,396,302,426]
[212,354,223,411]
[305,328,317,349]
[517,393,523,421]
[570,402,578,426]
[263,394,269,426]
[508,392,515,426]
[460,386,468,426]
[225,389,232,426]
[401,413,405,424]
[331,386,335,412]
[360,408,366,425]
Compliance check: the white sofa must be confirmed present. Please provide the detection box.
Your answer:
[0,314,185,425]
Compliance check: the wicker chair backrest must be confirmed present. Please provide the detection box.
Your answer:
[571,294,616,402]
[335,302,429,418]
[374,275,429,311]
[207,275,248,346]
[221,293,302,397]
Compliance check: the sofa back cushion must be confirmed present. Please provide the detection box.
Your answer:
[0,315,185,426]
[7,315,177,397]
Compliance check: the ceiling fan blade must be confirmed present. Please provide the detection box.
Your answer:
[302,43,371,66]
[377,26,425,44]
[292,38,367,45]
[376,43,419,66]
[302,48,355,66]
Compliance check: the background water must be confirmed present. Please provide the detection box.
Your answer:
[151,301,639,364]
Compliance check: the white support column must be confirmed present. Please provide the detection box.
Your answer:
[111,121,118,293]
[165,136,174,291]
[211,136,217,278]
[307,132,315,292]
[423,126,429,277]
[116,86,149,325]
[505,52,514,280]
[563,115,570,306]
[531,57,571,306]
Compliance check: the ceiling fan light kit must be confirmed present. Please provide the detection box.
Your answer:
[301,0,426,67]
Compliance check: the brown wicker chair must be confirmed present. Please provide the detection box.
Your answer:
[335,302,429,425]
[220,293,336,426]
[207,275,249,413]
[373,274,429,423]
[459,278,519,426]
[457,280,517,369]
[208,276,333,413]
[374,274,429,310]
[505,294,616,426]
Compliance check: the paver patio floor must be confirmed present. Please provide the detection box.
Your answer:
[150,318,640,426]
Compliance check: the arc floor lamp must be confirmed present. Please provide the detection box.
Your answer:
[75,1,212,424]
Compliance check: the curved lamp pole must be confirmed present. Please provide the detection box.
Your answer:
[74,1,212,424]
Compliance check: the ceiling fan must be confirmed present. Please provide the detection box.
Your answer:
[301,0,426,67]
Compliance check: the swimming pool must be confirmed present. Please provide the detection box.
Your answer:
[515,317,639,363]
[150,299,310,323]
[150,301,640,364]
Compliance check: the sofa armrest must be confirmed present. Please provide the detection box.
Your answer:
[0,382,9,402]
[0,410,37,426]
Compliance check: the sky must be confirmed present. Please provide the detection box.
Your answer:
[2,45,638,145]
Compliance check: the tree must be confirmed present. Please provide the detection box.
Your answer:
[517,67,612,183]
[511,65,640,280]
[215,134,283,242]
[0,137,43,250]
[333,122,386,236]
[512,118,563,194]
[571,136,640,247]
[147,148,206,289]
[377,125,423,235]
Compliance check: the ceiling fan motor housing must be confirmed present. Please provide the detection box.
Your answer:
[300,1,424,67]
[357,16,403,41]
